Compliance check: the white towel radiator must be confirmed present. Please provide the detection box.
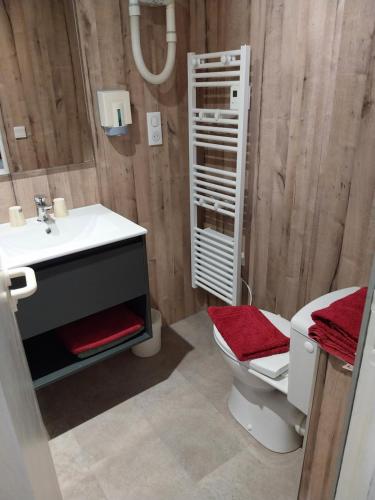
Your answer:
[188,45,251,305]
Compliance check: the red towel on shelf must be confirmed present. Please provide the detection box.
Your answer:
[207,305,290,361]
[57,304,144,355]
[308,287,367,365]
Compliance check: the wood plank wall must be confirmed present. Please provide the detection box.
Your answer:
[0,0,204,325]
[0,1,99,231]
[0,0,93,172]
[298,353,353,499]
[73,0,205,323]
[196,0,375,318]
[1,0,374,325]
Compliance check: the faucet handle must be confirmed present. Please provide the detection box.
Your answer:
[34,194,46,205]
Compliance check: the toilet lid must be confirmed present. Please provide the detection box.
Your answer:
[213,310,291,379]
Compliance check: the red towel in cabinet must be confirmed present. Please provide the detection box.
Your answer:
[208,305,290,362]
[308,287,367,365]
[57,304,144,356]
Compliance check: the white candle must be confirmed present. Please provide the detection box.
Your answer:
[53,198,68,218]
[9,206,25,227]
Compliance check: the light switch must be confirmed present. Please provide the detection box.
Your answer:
[151,115,158,127]
[13,126,27,139]
[146,112,162,146]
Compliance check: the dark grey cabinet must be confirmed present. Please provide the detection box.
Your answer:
[15,236,152,388]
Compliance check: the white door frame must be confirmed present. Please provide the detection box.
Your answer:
[0,258,62,499]
[335,259,375,499]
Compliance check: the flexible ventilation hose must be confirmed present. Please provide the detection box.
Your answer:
[129,0,176,85]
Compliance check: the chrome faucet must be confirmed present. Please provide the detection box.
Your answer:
[34,194,54,233]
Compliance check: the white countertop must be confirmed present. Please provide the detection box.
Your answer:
[0,204,147,269]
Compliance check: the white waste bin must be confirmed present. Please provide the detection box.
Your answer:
[132,308,161,358]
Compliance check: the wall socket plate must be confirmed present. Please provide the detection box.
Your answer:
[146,111,163,146]
[13,126,27,139]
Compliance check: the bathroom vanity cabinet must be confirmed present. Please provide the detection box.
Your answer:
[15,235,152,389]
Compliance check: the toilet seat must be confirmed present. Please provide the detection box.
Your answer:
[212,308,305,452]
[213,310,291,379]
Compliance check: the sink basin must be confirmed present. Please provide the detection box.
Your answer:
[0,204,147,268]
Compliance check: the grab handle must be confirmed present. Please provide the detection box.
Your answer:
[8,267,37,303]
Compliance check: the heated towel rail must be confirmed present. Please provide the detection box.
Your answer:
[188,46,251,305]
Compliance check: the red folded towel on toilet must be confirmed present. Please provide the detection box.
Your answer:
[308,287,367,365]
[57,304,144,356]
[207,305,290,361]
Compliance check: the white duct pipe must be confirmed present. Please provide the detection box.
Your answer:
[129,0,176,85]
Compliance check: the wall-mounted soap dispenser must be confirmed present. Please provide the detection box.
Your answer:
[97,90,132,136]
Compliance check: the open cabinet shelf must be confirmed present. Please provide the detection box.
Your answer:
[24,328,151,389]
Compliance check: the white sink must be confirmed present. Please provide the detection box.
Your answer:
[0,204,147,268]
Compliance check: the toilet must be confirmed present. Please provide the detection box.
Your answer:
[213,287,359,453]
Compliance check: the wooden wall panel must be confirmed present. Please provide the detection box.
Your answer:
[199,0,375,318]
[302,0,375,304]
[298,353,353,499]
[0,0,203,325]
[0,164,100,222]
[74,0,205,324]
[46,163,100,212]
[0,178,16,222]
[0,0,104,280]
[1,0,374,326]
[11,173,51,218]
[335,25,375,290]
[0,0,93,172]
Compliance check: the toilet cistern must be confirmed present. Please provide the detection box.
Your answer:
[34,194,54,234]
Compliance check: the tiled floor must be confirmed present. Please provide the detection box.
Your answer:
[44,311,303,500]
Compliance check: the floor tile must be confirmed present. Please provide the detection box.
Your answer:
[135,372,247,481]
[61,473,107,500]
[92,436,194,500]
[38,325,193,438]
[190,447,302,500]
[175,338,256,449]
[49,431,89,492]
[47,311,303,500]
[73,398,155,468]
[171,311,216,356]
[177,348,232,411]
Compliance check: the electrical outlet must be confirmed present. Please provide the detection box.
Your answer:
[147,112,163,146]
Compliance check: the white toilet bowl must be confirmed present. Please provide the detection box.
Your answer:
[213,310,305,453]
[213,288,360,453]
